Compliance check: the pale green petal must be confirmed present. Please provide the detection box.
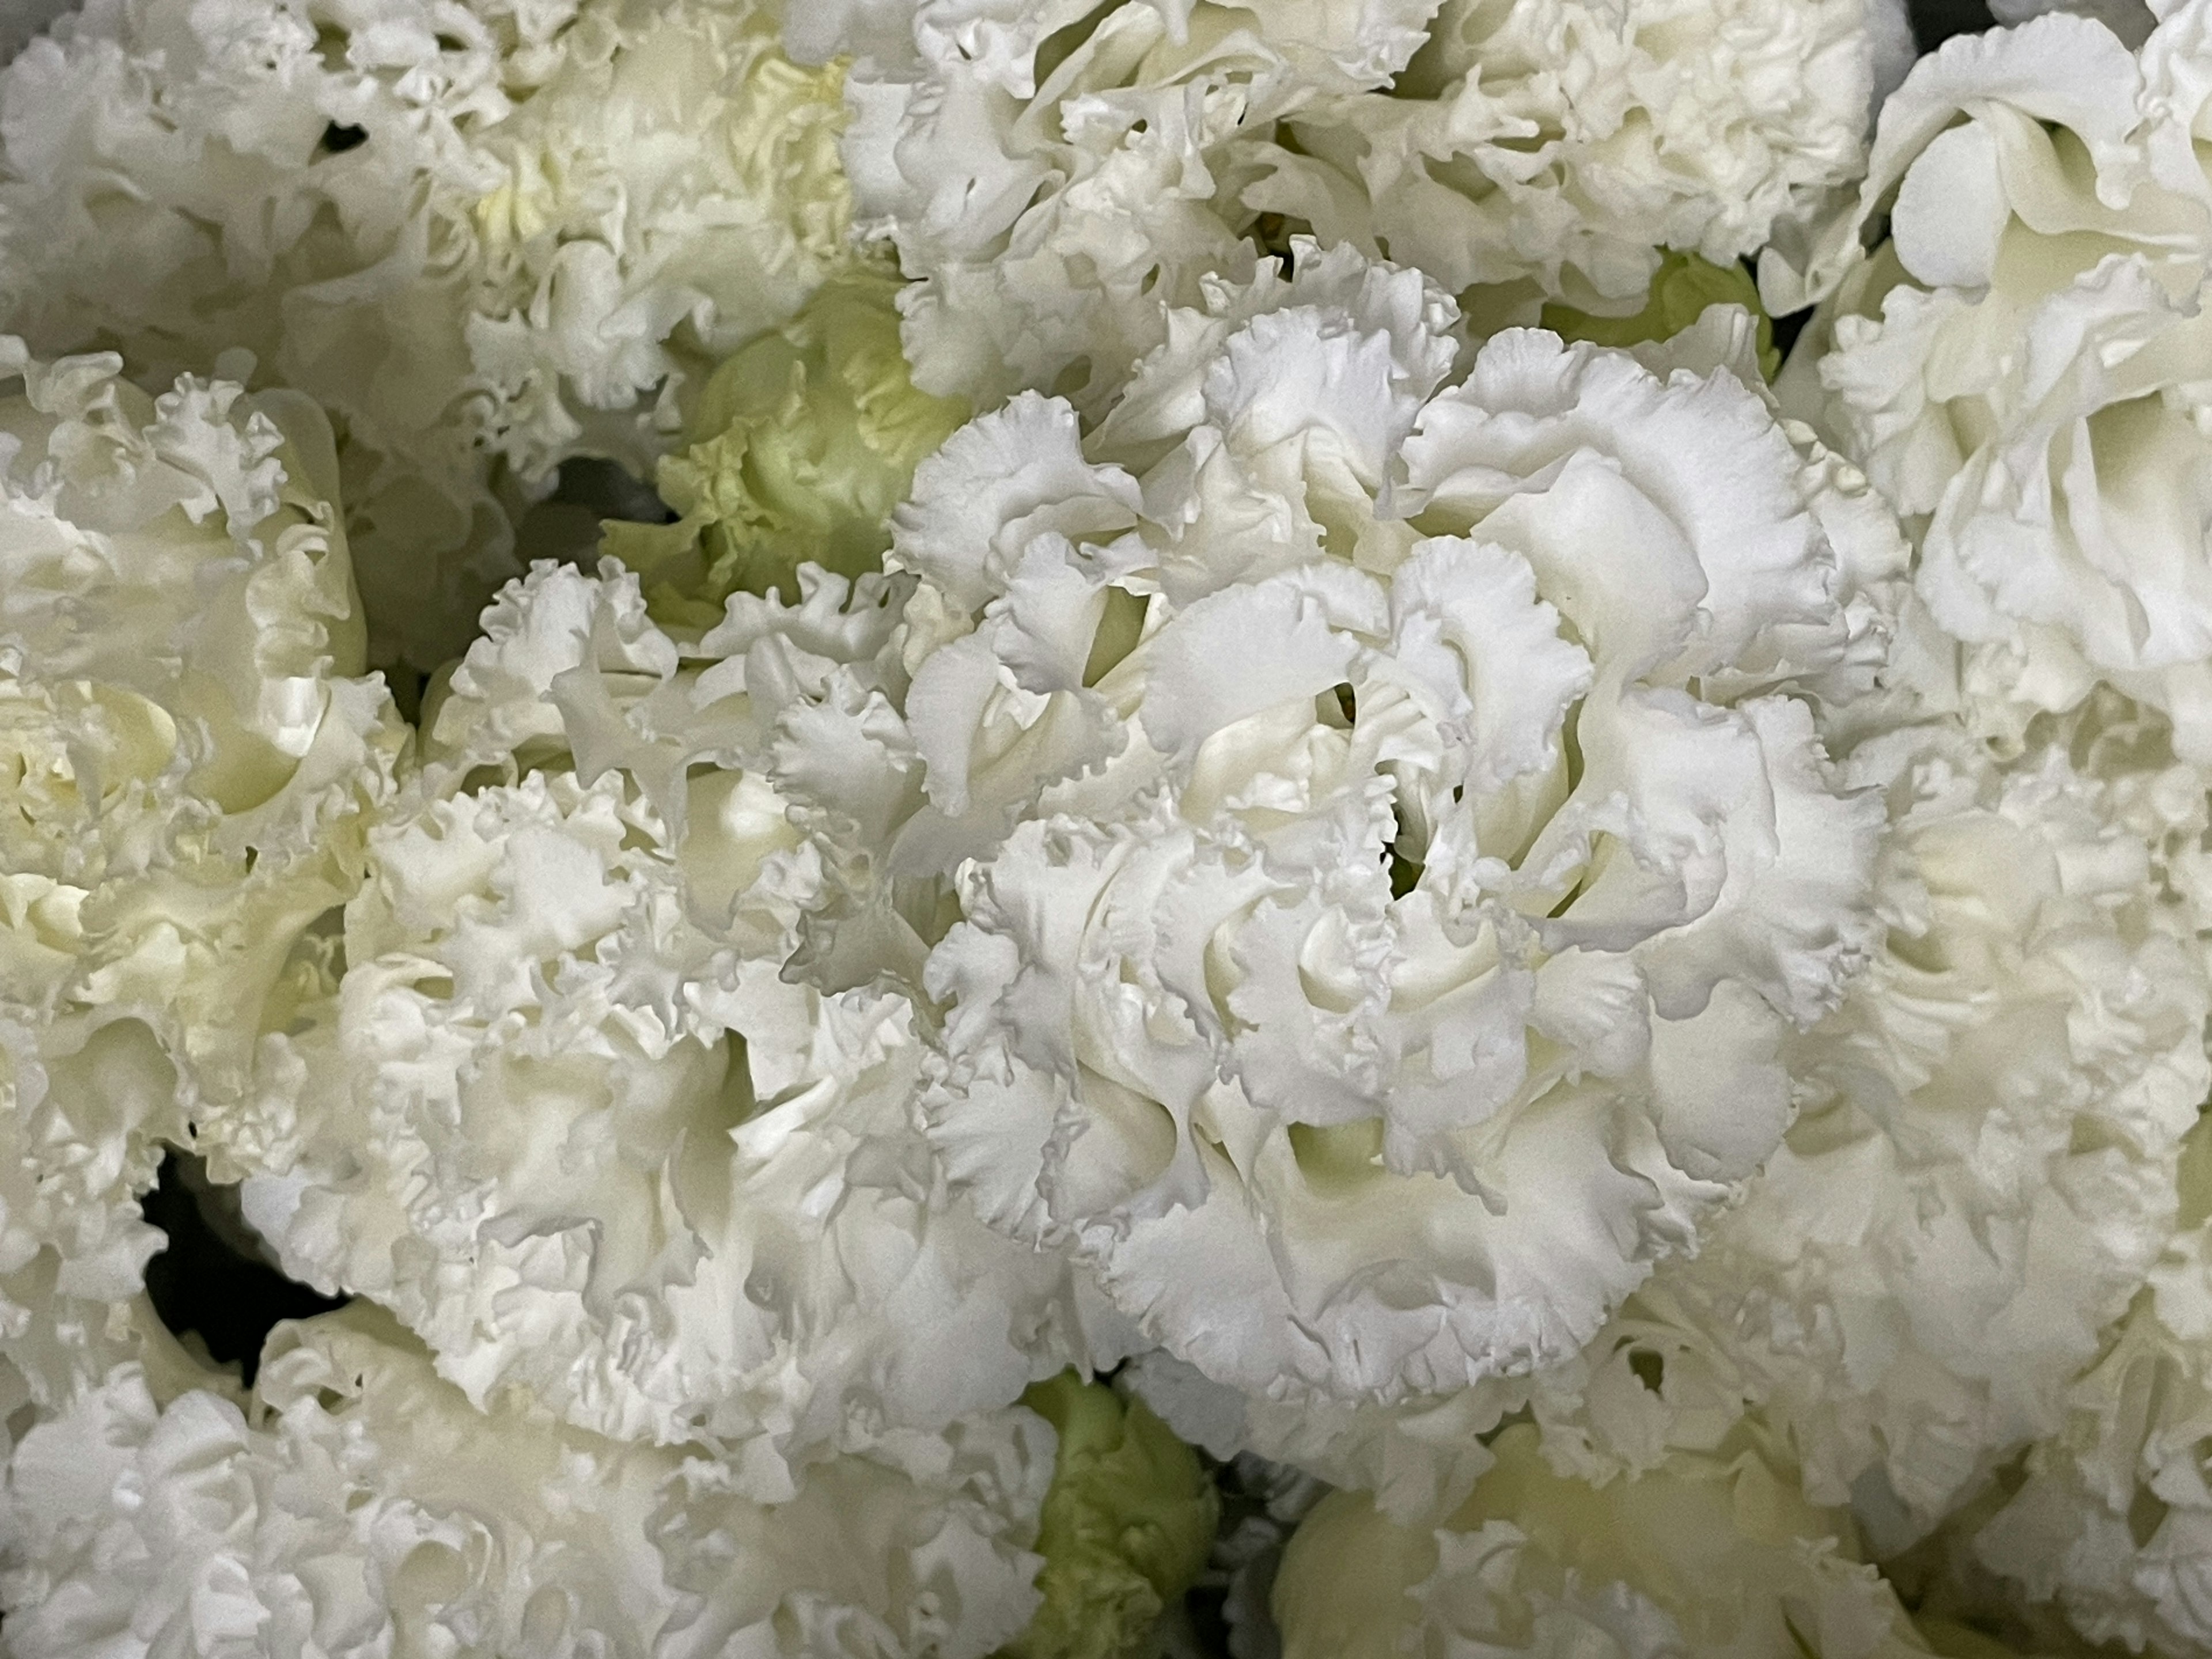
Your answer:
[607,267,966,620]
[1542,252,1782,380]
[1002,1373,1221,1659]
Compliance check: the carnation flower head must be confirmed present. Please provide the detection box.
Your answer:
[0,0,854,667]
[1198,683,2212,1548]
[0,338,401,1411]
[1474,692,2212,1549]
[1096,345,2212,1638]
[233,558,1101,1497]
[0,1302,1058,1659]
[773,244,1900,1418]
[800,0,1906,414]
[463,0,855,479]
[1776,0,2212,757]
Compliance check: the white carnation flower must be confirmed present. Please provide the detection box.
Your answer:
[0,1305,1054,1658]
[461,0,854,481]
[1778,0,2212,757]
[1211,689,2212,1563]
[0,0,853,666]
[1249,0,1911,332]
[236,560,1099,1495]
[794,245,1895,1414]
[803,0,1904,413]
[0,340,401,1410]
[1148,414,2212,1623]
[1512,698,2212,1550]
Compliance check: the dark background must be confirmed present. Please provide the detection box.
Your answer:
[1916,0,2000,46]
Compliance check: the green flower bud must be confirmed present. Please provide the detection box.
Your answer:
[1001,1373,1219,1659]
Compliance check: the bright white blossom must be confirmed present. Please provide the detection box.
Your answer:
[0,0,853,666]
[234,560,1105,1497]
[797,0,1909,414]
[1139,674,2212,1554]
[462,0,855,480]
[0,339,401,1413]
[777,244,1900,1416]
[1520,695,2212,1544]
[0,1304,1055,1658]
[1777,0,2212,757]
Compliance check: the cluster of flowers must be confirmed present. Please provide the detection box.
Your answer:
[5,0,2212,1653]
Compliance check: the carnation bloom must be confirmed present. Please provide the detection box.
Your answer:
[798,0,1907,413]
[0,339,400,1409]
[1509,693,2212,1541]
[461,0,853,478]
[0,0,853,666]
[1271,1420,1933,1658]
[1777,0,2212,756]
[234,560,1102,1495]
[1155,682,2212,1551]
[0,1304,1055,1658]
[775,244,1898,1416]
